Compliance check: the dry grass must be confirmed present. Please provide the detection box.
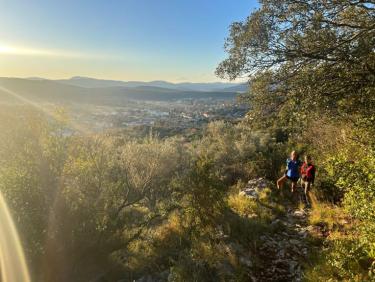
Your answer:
[308,192,348,230]
[227,194,257,217]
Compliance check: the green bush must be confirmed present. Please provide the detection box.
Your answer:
[306,122,375,281]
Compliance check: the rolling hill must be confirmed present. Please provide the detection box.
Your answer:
[55,76,247,92]
[0,77,240,106]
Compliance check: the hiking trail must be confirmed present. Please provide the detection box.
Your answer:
[241,178,322,282]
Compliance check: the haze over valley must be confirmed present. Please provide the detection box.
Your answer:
[0,76,248,133]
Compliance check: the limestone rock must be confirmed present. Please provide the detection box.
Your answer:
[239,178,272,199]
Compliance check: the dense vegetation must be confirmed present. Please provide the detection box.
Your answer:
[0,0,373,281]
[217,0,375,280]
[0,107,287,281]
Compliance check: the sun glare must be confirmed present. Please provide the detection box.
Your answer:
[0,44,16,54]
[0,85,92,134]
[0,43,112,59]
[0,44,55,56]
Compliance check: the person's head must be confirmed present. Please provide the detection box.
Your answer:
[305,155,312,163]
[291,151,297,160]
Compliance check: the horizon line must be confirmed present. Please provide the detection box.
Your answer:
[0,75,247,85]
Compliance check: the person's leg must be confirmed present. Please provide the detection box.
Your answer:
[277,175,287,189]
[297,178,305,203]
[291,181,297,193]
[304,181,311,206]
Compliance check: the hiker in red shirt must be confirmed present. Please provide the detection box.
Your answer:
[300,155,316,207]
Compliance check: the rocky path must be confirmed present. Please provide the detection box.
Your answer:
[240,178,317,281]
[128,179,320,282]
[256,207,313,282]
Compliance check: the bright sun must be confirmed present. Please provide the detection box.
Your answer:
[0,45,17,54]
[0,44,54,56]
[0,43,110,59]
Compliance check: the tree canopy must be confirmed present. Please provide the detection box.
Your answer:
[217,0,375,120]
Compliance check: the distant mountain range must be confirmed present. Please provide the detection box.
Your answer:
[0,77,249,106]
[55,76,248,92]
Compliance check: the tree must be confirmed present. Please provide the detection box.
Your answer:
[41,135,188,281]
[0,107,69,279]
[217,0,375,123]
[216,2,375,279]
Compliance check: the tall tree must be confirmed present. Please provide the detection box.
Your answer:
[217,0,375,125]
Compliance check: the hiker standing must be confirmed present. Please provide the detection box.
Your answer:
[277,151,302,193]
[300,155,316,207]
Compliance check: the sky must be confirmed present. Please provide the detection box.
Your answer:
[0,0,258,82]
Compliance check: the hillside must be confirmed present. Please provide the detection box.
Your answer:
[0,0,373,281]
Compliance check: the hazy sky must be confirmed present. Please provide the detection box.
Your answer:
[0,0,258,82]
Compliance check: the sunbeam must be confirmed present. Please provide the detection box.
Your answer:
[0,191,31,282]
[0,85,92,134]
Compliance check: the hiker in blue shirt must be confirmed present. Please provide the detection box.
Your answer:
[277,151,302,193]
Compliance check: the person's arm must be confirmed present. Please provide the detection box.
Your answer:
[312,166,316,184]
[285,159,290,175]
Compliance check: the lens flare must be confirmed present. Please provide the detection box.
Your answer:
[0,81,95,281]
[0,191,31,282]
[0,85,92,134]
